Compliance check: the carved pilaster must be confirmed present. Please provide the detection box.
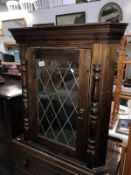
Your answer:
[21,60,29,140]
[87,64,101,168]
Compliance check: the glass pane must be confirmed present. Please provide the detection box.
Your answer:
[37,60,79,148]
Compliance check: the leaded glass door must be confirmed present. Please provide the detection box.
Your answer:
[28,48,92,159]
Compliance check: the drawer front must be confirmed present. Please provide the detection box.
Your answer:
[14,147,66,175]
[13,141,96,175]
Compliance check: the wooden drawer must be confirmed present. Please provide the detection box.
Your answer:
[14,146,68,175]
[13,140,96,175]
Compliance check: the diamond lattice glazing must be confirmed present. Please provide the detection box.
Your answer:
[37,60,79,148]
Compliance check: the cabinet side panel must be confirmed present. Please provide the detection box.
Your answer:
[86,44,117,168]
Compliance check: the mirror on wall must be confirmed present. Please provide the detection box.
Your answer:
[98,2,122,23]
[2,18,26,43]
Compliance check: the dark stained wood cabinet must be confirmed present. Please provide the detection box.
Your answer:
[0,77,23,175]
[10,23,127,175]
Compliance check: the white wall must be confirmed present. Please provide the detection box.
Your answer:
[0,0,131,75]
[16,0,131,80]
[30,0,125,26]
[122,0,131,33]
[0,0,130,32]
[24,0,131,34]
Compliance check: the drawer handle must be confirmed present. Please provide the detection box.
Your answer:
[22,159,29,168]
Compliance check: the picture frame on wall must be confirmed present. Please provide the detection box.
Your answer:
[56,12,86,25]
[98,2,122,23]
[76,0,87,3]
[2,18,26,43]
[32,23,54,28]
[116,119,131,135]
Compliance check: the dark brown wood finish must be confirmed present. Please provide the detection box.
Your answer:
[87,44,117,168]
[76,49,92,162]
[13,139,105,175]
[10,23,127,46]
[10,23,127,174]
[0,77,23,175]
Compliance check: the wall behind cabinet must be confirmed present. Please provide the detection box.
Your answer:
[31,0,124,25]
[1,0,131,61]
